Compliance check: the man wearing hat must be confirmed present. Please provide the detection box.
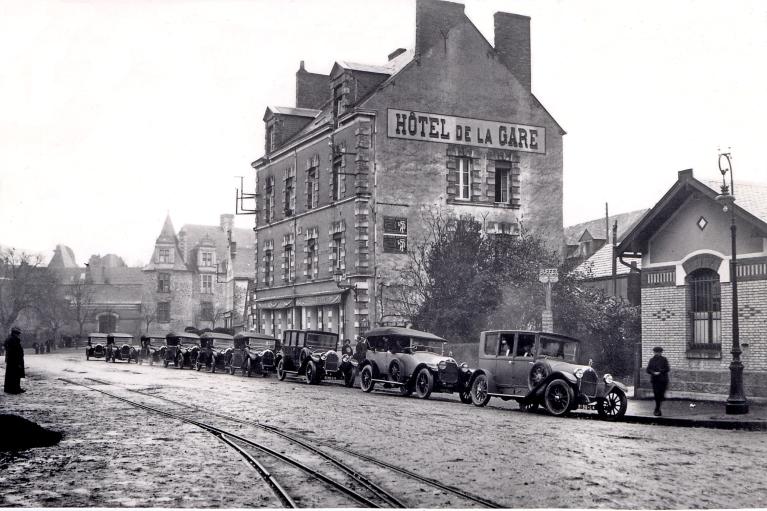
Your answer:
[646,346,670,416]
[4,326,26,394]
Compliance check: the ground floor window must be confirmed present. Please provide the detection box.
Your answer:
[688,268,721,347]
[98,313,117,333]
[158,302,171,323]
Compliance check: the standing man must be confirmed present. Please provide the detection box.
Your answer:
[4,327,26,394]
[646,346,670,416]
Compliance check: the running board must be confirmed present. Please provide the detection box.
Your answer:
[371,379,404,386]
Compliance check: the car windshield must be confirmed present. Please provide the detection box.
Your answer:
[209,339,230,348]
[250,342,273,351]
[539,338,578,362]
[304,332,338,350]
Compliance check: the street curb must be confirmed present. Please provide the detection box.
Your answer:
[619,414,767,431]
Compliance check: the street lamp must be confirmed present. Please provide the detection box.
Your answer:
[715,150,749,414]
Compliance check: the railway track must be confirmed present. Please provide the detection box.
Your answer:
[60,378,393,508]
[79,377,503,508]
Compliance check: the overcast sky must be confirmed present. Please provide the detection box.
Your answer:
[1,0,765,266]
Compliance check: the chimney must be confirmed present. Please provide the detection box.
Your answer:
[220,214,234,233]
[494,12,531,90]
[388,48,407,61]
[415,0,466,57]
[296,60,330,110]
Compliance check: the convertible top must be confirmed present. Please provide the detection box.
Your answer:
[363,327,446,343]
[166,331,200,340]
[200,332,234,341]
[108,332,133,339]
[234,332,276,341]
[87,332,108,338]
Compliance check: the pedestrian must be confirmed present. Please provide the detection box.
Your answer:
[33,342,39,355]
[341,338,353,357]
[646,346,670,416]
[4,327,26,394]
[46,339,51,353]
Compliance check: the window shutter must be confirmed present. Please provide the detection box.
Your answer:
[446,156,458,198]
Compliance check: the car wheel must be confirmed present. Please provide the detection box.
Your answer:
[471,374,491,407]
[459,389,472,404]
[399,384,413,397]
[86,350,90,361]
[343,367,355,388]
[229,365,235,375]
[415,368,433,399]
[305,360,317,384]
[163,360,169,368]
[389,359,404,383]
[597,388,627,420]
[543,379,573,417]
[177,356,184,369]
[276,359,287,381]
[195,362,201,371]
[528,363,550,390]
[243,359,250,377]
[360,365,375,392]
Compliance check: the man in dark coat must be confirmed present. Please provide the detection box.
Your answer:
[4,327,26,394]
[646,346,670,416]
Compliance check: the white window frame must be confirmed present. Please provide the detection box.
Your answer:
[458,157,471,200]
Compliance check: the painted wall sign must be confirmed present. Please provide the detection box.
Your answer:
[387,109,545,154]
[383,235,408,254]
[383,216,408,235]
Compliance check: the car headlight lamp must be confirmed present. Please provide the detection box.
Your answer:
[460,362,469,372]
[438,360,447,370]
[604,373,613,384]
[342,354,350,363]
[320,353,327,361]
[574,368,584,379]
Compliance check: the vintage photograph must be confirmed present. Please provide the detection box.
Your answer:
[1,0,767,508]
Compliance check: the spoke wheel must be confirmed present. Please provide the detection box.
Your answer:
[276,359,287,381]
[543,379,573,417]
[471,374,491,407]
[177,356,184,369]
[597,388,627,420]
[415,368,433,399]
[528,364,550,390]
[360,365,375,392]
[305,360,317,385]
[242,359,249,377]
[519,401,539,412]
[163,359,169,368]
[389,359,404,383]
[459,389,472,404]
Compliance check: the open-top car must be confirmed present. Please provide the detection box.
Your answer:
[275,329,354,386]
[85,333,108,360]
[356,327,472,400]
[468,330,628,419]
[105,333,138,363]
[230,332,278,377]
[198,332,234,373]
[164,331,200,368]
[140,332,167,365]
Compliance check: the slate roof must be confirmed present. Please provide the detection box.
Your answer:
[48,245,78,268]
[178,224,229,268]
[574,243,642,279]
[701,179,767,224]
[265,106,322,119]
[156,214,177,243]
[88,266,145,286]
[564,209,649,246]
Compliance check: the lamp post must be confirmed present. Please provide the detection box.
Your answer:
[715,150,749,414]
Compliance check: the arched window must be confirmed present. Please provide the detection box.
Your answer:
[688,269,721,347]
[98,313,117,333]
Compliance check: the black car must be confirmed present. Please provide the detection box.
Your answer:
[85,333,108,360]
[105,333,138,363]
[164,332,200,368]
[139,333,166,365]
[198,332,234,373]
[230,332,278,377]
[275,329,354,386]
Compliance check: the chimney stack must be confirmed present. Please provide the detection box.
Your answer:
[494,12,531,90]
[220,213,234,233]
[415,0,466,57]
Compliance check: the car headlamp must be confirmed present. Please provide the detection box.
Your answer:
[342,354,350,363]
[438,360,447,370]
[574,368,584,379]
[320,353,327,361]
[460,362,469,372]
[603,373,613,384]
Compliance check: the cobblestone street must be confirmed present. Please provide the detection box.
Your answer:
[2,350,767,508]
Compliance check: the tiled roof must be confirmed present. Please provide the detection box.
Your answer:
[178,224,229,270]
[574,243,642,279]
[701,179,767,224]
[48,245,78,268]
[564,209,650,246]
[267,106,321,118]
[156,214,177,243]
[88,266,145,286]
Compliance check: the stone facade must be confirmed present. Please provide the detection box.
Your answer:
[619,169,767,400]
[249,0,564,341]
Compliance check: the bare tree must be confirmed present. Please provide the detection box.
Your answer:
[66,272,96,339]
[0,248,48,334]
[36,271,71,343]
[139,293,157,334]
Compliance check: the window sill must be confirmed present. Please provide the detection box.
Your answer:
[447,198,520,209]
[686,345,722,359]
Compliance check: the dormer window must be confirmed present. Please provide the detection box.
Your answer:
[201,251,213,267]
[333,83,344,120]
[158,248,171,264]
[266,125,275,153]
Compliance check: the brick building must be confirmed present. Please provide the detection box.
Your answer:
[618,169,767,400]
[249,0,565,340]
[143,214,254,333]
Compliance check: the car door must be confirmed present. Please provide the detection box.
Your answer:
[510,332,537,394]
[494,332,516,394]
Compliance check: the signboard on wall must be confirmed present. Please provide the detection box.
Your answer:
[387,109,546,154]
[383,216,408,253]
[383,216,408,235]
[383,235,408,253]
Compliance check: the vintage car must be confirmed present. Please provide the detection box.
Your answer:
[198,332,234,373]
[356,327,472,401]
[163,331,200,368]
[468,330,628,419]
[139,333,167,365]
[105,333,138,363]
[230,332,278,377]
[275,329,354,386]
[85,332,108,360]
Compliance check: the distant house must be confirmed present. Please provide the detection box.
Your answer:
[565,209,648,303]
[143,214,254,333]
[617,169,767,400]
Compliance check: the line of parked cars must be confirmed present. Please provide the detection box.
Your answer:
[85,327,628,420]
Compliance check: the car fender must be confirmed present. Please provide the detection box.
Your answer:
[409,362,435,383]
[596,381,628,398]
[469,369,501,394]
